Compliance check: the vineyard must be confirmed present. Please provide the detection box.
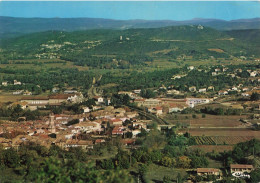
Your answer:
[194,136,254,145]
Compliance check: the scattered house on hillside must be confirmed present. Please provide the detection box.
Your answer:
[64,90,77,94]
[212,72,217,76]
[13,90,24,95]
[232,86,238,91]
[199,88,207,93]
[82,106,91,113]
[242,87,250,92]
[14,80,22,85]
[133,89,141,94]
[187,66,194,70]
[23,90,32,95]
[250,71,258,77]
[197,168,221,177]
[215,68,221,72]
[218,90,228,96]
[93,96,104,103]
[1,81,8,86]
[52,87,59,93]
[167,89,180,95]
[189,86,197,92]
[132,129,141,138]
[228,74,236,78]
[230,164,254,173]
[92,106,102,111]
[208,86,214,91]
[241,93,250,97]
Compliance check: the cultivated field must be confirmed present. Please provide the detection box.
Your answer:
[165,114,247,127]
[193,136,255,145]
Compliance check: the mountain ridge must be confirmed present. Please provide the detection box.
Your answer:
[0,16,260,38]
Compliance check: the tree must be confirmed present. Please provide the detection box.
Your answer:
[251,92,260,101]
[2,148,20,168]
[161,156,175,167]
[176,156,191,168]
[250,169,260,183]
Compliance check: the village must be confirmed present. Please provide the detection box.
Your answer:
[0,64,260,182]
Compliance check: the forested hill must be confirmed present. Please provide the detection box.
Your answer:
[1,16,260,38]
[0,25,258,68]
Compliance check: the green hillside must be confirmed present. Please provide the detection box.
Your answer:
[0,26,258,68]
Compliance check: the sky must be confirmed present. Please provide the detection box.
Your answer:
[0,1,259,21]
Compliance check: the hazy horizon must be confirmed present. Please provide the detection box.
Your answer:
[0,1,260,21]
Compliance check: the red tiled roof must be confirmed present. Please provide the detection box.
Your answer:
[21,96,49,100]
[49,94,75,99]
[230,164,253,169]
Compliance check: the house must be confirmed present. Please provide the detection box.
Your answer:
[232,86,238,91]
[23,90,32,95]
[14,80,22,85]
[218,90,228,95]
[250,71,258,77]
[82,107,91,113]
[133,121,148,130]
[241,93,250,97]
[187,66,194,70]
[133,89,141,94]
[112,126,123,135]
[186,98,210,108]
[110,119,123,126]
[20,96,49,110]
[208,86,214,91]
[64,90,77,94]
[168,103,186,113]
[134,99,145,106]
[13,90,24,95]
[52,87,59,93]
[95,139,105,144]
[143,99,161,107]
[49,93,82,104]
[189,86,197,92]
[167,89,180,95]
[93,96,104,103]
[212,72,217,76]
[242,88,250,92]
[1,81,8,86]
[132,129,141,138]
[199,88,207,93]
[197,168,221,177]
[230,164,254,173]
